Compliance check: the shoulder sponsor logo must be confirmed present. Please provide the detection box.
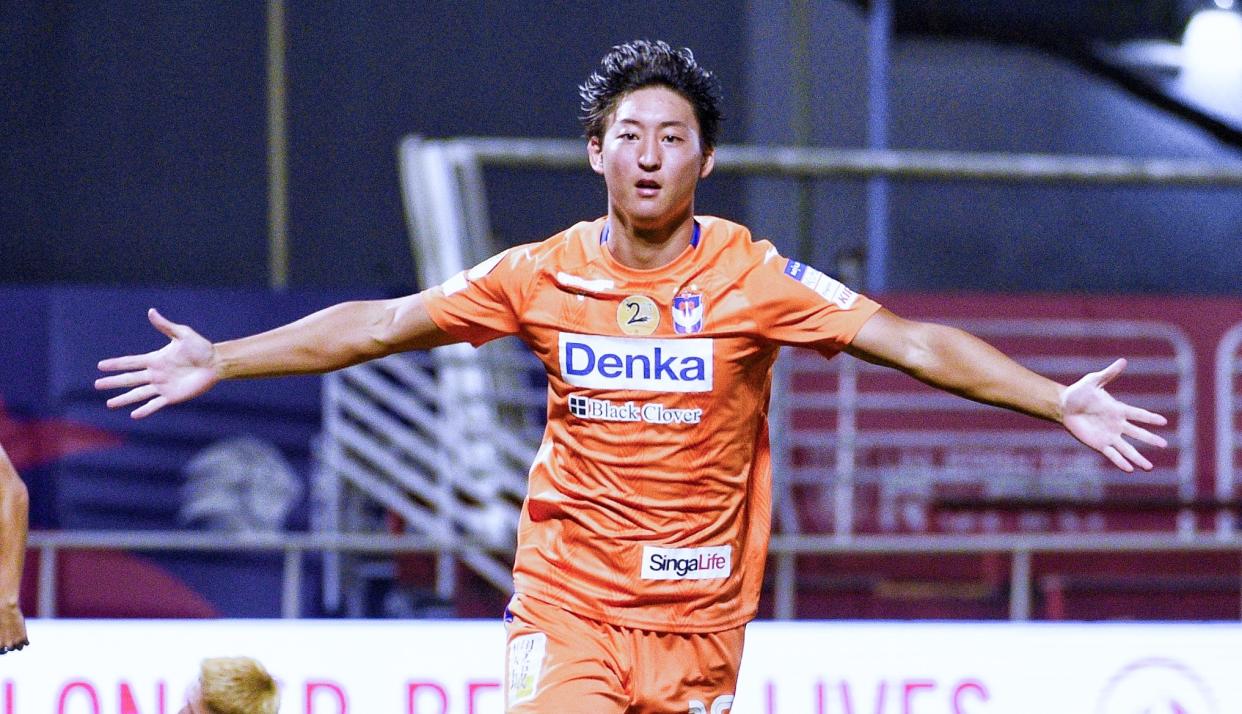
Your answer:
[672,292,705,334]
[568,394,702,425]
[558,333,712,392]
[641,545,732,580]
[783,259,859,309]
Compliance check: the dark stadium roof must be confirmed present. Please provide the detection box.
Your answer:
[852,0,1199,46]
[852,0,1242,146]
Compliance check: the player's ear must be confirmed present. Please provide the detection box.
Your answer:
[588,135,605,175]
[698,146,715,179]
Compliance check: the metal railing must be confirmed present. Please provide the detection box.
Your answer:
[26,530,1242,621]
[1218,321,1242,534]
[417,137,1242,186]
[318,351,535,611]
[773,318,1197,542]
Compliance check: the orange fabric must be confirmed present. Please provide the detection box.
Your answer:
[503,595,744,714]
[425,216,881,632]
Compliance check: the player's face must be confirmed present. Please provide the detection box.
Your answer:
[589,85,715,233]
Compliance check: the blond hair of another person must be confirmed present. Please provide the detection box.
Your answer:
[180,656,279,714]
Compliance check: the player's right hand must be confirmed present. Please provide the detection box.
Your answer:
[0,603,28,654]
[95,308,220,418]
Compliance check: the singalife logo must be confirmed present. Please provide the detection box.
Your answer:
[1095,658,1217,714]
[641,545,732,580]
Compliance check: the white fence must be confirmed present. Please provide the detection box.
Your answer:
[318,350,536,612]
[24,530,1242,621]
[1218,322,1242,534]
[774,319,1196,539]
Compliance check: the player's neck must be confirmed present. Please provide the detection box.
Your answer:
[605,212,696,271]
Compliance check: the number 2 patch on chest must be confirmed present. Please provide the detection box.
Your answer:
[617,295,659,335]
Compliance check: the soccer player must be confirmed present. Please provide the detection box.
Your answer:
[98,40,1166,713]
[179,656,279,714]
[0,441,29,655]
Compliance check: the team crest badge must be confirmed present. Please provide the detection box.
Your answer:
[672,292,705,334]
[618,295,659,335]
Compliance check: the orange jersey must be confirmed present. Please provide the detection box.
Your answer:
[423,216,881,632]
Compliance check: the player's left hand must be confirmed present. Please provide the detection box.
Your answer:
[0,603,28,654]
[1060,358,1168,472]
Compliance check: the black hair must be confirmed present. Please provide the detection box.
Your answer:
[579,39,723,151]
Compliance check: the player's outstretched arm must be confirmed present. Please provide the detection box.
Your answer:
[0,443,29,655]
[844,308,1168,472]
[96,290,459,419]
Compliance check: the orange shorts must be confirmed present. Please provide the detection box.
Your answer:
[503,595,745,714]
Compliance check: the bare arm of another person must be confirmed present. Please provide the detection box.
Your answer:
[0,443,29,654]
[96,290,458,418]
[845,308,1168,473]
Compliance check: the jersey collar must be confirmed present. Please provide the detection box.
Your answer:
[600,221,701,248]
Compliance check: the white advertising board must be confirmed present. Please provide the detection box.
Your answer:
[1,620,1239,713]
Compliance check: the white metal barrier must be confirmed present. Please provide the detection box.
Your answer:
[322,136,549,604]
[775,319,1196,538]
[318,350,539,612]
[1217,321,1242,535]
[399,137,1242,185]
[765,318,1196,619]
[24,530,1242,622]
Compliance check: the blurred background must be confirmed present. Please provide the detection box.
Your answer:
[2,0,1242,630]
[5,0,1240,290]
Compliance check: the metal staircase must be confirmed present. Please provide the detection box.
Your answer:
[313,137,545,613]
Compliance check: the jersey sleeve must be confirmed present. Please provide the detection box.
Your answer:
[748,248,882,355]
[421,246,533,347]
